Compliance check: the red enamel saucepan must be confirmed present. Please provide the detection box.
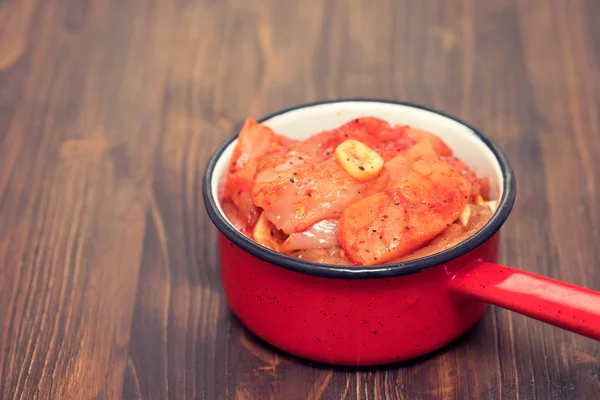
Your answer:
[202,99,600,366]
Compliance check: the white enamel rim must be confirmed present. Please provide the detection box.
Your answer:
[202,99,516,279]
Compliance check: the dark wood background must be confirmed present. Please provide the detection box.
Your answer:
[1,0,599,399]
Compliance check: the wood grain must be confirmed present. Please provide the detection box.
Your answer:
[0,0,599,399]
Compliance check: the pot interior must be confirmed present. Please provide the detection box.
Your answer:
[211,101,505,230]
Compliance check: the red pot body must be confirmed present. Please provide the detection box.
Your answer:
[219,232,500,366]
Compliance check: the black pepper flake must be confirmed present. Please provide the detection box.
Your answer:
[354,118,359,123]
[379,235,382,239]
[289,178,296,183]
[393,237,397,241]
[394,202,400,205]
[298,156,303,160]
[359,166,365,171]
[372,229,377,232]
[405,226,410,230]
[307,193,312,197]
[325,151,330,156]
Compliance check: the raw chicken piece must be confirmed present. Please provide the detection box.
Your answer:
[394,204,493,262]
[252,154,390,234]
[397,126,453,157]
[338,158,471,265]
[291,117,421,162]
[441,155,490,201]
[385,139,439,182]
[290,117,454,163]
[280,219,339,252]
[290,117,394,162]
[224,117,286,227]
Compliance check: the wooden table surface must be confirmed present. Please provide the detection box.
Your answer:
[1,0,600,399]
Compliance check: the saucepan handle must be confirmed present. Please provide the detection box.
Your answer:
[448,261,600,340]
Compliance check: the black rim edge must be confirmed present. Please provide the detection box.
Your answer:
[202,98,517,279]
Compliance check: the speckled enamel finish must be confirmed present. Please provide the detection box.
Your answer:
[219,233,499,366]
[448,261,600,340]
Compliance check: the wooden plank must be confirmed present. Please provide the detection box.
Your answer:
[0,0,598,399]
